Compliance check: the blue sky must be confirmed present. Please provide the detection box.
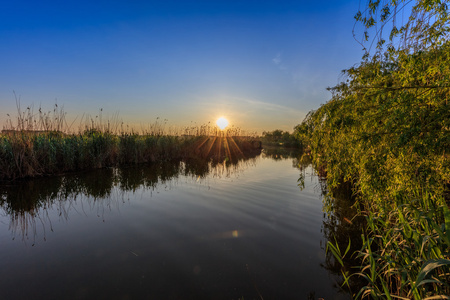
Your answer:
[0,0,365,133]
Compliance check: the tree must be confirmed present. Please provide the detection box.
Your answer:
[353,0,450,58]
[295,1,450,297]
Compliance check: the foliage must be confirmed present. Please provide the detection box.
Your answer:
[353,0,450,57]
[297,38,450,209]
[297,1,450,297]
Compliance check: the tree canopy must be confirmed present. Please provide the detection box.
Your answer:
[296,0,450,203]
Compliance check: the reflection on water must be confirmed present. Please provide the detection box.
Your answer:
[266,148,363,296]
[0,156,258,243]
[261,146,303,160]
[0,151,354,300]
[319,179,366,296]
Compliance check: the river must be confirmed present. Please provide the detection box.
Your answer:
[0,151,350,299]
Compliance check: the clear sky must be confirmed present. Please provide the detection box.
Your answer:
[0,0,365,134]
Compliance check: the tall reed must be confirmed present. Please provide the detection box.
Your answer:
[327,190,450,299]
[0,104,261,181]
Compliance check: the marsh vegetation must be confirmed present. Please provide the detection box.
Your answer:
[0,103,261,181]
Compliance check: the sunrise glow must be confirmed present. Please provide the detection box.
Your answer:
[216,117,229,130]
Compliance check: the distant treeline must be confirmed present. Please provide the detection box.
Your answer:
[261,129,302,148]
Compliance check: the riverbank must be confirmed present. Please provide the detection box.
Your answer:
[293,26,450,299]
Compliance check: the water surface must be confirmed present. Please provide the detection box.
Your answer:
[0,153,349,299]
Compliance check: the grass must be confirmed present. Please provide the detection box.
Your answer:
[0,103,261,181]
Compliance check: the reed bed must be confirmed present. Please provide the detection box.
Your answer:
[0,104,261,181]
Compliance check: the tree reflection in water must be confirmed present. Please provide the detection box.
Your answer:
[268,147,364,298]
[319,179,366,296]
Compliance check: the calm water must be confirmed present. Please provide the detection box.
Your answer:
[0,152,349,300]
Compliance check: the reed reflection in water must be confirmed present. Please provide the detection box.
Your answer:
[0,156,258,243]
[0,151,350,300]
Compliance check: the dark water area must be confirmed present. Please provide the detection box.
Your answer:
[0,150,353,300]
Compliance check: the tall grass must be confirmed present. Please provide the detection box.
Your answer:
[0,104,261,181]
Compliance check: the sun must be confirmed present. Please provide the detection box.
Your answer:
[216,117,229,130]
